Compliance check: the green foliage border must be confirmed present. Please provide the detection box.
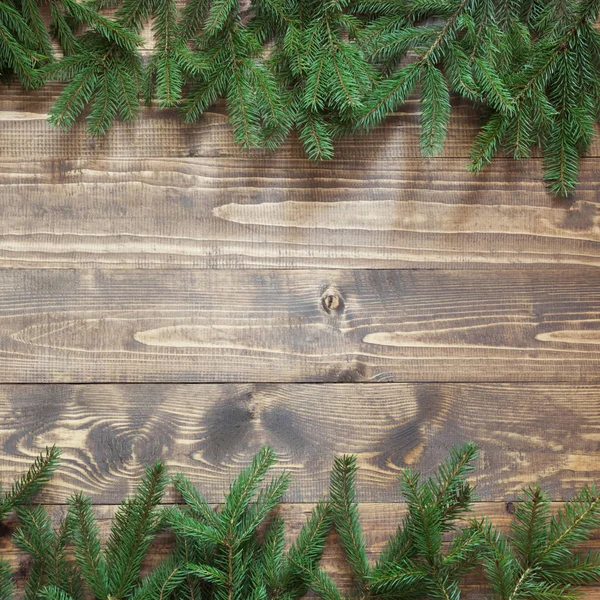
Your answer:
[2,0,600,197]
[2,443,600,600]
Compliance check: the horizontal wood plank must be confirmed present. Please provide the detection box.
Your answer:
[0,158,599,269]
[2,503,600,598]
[0,89,478,160]
[0,269,599,383]
[3,84,600,162]
[0,383,598,503]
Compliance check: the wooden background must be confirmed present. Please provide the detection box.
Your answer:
[1,77,600,596]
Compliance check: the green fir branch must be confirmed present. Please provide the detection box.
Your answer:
[0,447,61,522]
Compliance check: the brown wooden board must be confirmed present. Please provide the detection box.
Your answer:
[4,86,600,161]
[0,158,598,270]
[0,92,480,160]
[0,383,597,503]
[0,269,598,383]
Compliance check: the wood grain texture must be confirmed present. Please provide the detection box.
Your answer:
[2,32,599,595]
[0,89,478,160]
[3,83,600,162]
[0,383,598,503]
[0,269,599,383]
[2,503,600,598]
[0,158,598,269]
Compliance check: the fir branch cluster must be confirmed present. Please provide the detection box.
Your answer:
[0,447,61,600]
[3,443,600,600]
[1,0,600,195]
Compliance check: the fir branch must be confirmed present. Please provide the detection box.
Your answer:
[166,448,292,600]
[38,586,74,600]
[114,0,154,33]
[261,516,285,590]
[47,64,99,130]
[131,554,186,600]
[60,0,141,51]
[0,451,61,600]
[43,0,144,135]
[297,112,335,161]
[420,62,451,156]
[14,506,58,600]
[237,471,291,543]
[67,493,110,600]
[431,441,478,526]
[370,559,426,596]
[164,506,224,546]
[356,60,422,129]
[184,563,229,586]
[469,112,510,173]
[0,561,12,600]
[6,443,600,600]
[105,462,168,600]
[221,446,280,530]
[172,472,221,528]
[289,562,342,600]
[377,517,414,566]
[511,487,551,567]
[473,518,519,600]
[400,468,444,565]
[0,0,596,195]
[280,501,332,596]
[19,0,53,58]
[329,455,371,588]
[475,484,600,600]
[543,486,600,562]
[180,0,211,39]
[372,444,480,600]
[0,447,61,522]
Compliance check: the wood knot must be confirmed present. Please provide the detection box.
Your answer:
[321,289,344,314]
[506,501,516,515]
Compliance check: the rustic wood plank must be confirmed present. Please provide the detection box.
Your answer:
[2,503,600,598]
[0,269,598,383]
[3,83,600,161]
[0,158,598,269]
[0,88,478,159]
[0,383,598,503]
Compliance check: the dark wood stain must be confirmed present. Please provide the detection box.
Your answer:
[0,269,598,382]
[0,383,598,503]
[0,157,598,269]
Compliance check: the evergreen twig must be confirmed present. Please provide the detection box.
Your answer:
[474,484,600,600]
[0,447,61,600]
[0,447,61,522]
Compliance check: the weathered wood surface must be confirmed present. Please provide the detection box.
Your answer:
[0,383,597,503]
[0,90,480,159]
[2,503,600,598]
[0,158,598,269]
[4,85,600,160]
[1,51,600,598]
[0,269,599,383]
